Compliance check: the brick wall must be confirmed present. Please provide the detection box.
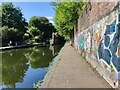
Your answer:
[77,2,117,33]
[74,1,119,88]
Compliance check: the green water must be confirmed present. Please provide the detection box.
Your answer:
[1,45,64,88]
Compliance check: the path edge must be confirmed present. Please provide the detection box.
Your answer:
[39,43,66,88]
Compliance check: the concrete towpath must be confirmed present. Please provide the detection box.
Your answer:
[41,43,112,88]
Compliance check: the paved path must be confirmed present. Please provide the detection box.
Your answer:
[41,43,111,88]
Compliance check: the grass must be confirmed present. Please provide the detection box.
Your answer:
[86,60,97,71]
[33,80,43,89]
[59,58,61,61]
[92,66,97,71]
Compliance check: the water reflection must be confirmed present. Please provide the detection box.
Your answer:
[2,49,29,88]
[2,44,64,88]
[29,47,53,69]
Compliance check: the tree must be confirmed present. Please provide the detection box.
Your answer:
[0,5,1,26]
[0,5,2,44]
[28,26,40,37]
[2,3,28,41]
[52,1,88,41]
[29,16,55,41]
[2,26,18,46]
[28,16,40,28]
[23,33,30,41]
[26,26,41,43]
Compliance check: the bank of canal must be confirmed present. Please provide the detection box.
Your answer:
[1,44,64,88]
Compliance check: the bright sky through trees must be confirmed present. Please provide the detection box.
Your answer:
[12,2,55,24]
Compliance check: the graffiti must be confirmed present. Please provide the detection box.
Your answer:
[106,12,116,24]
[98,14,120,73]
[118,45,120,56]
[78,35,84,50]
[95,24,103,46]
[74,10,119,84]
[74,35,78,49]
[85,30,91,53]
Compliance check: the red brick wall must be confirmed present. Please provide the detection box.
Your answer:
[77,2,117,33]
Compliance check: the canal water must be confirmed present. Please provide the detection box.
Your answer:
[1,45,64,88]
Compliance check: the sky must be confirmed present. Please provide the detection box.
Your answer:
[12,2,55,24]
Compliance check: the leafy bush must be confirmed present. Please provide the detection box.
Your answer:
[28,26,40,37]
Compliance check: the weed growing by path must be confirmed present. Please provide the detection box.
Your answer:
[33,80,43,89]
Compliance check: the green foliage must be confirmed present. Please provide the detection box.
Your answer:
[0,5,2,26]
[29,16,40,28]
[1,3,28,46]
[34,36,41,43]
[29,16,52,33]
[29,16,55,42]
[28,26,40,37]
[7,27,18,41]
[29,16,49,32]
[52,1,88,41]
[2,26,8,39]
[23,33,30,40]
[2,2,28,41]
[25,26,43,44]
[33,80,43,88]
[2,26,18,41]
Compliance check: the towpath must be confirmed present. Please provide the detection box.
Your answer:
[41,43,112,88]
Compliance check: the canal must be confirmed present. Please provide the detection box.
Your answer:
[1,44,64,88]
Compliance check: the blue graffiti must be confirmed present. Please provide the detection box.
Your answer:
[102,49,111,65]
[104,20,116,35]
[104,35,110,47]
[98,20,120,72]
